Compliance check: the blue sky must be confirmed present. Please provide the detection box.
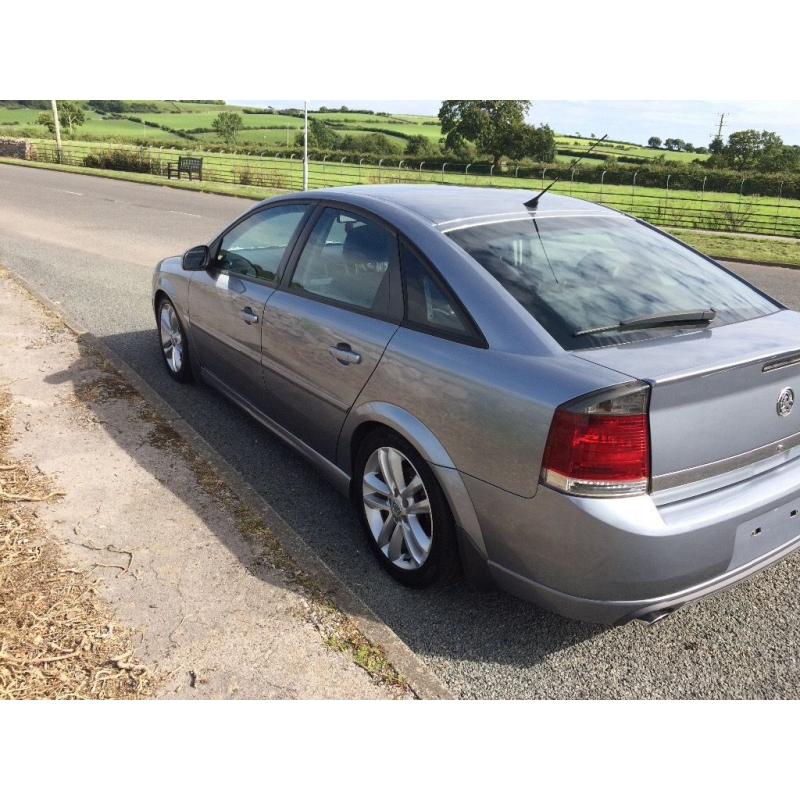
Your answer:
[231,100,800,147]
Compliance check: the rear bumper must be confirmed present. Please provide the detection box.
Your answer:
[462,452,800,624]
[489,530,800,625]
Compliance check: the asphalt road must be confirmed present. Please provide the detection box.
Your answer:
[3,163,800,699]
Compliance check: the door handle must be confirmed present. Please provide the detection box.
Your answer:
[239,306,259,325]
[328,343,362,365]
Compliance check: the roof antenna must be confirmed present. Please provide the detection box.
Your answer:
[525,134,608,209]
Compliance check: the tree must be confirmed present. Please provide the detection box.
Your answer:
[439,100,534,168]
[211,111,243,146]
[766,144,800,172]
[684,142,695,153]
[709,136,725,155]
[88,100,126,113]
[443,138,477,162]
[338,133,402,155]
[295,118,339,150]
[510,123,556,163]
[724,129,765,169]
[707,129,797,172]
[647,136,662,148]
[37,101,86,136]
[404,135,440,157]
[663,137,689,151]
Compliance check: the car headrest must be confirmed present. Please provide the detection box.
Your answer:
[342,224,391,267]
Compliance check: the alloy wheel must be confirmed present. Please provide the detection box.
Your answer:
[362,446,433,570]
[159,303,184,374]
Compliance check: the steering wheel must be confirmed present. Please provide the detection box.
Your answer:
[220,250,258,278]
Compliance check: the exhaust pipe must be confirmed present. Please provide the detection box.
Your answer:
[635,608,676,626]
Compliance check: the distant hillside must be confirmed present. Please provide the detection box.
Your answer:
[0,100,708,165]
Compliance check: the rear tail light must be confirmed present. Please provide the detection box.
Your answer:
[540,382,651,497]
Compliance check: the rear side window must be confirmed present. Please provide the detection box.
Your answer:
[446,215,779,350]
[400,242,472,339]
[217,204,307,281]
[290,207,395,314]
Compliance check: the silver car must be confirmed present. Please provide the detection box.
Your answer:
[153,184,800,625]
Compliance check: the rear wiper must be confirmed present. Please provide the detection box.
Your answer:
[574,308,716,337]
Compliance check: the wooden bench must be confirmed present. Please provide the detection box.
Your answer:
[168,156,203,181]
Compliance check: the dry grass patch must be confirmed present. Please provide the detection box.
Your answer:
[0,391,154,699]
[74,372,139,404]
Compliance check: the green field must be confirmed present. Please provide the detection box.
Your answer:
[0,107,186,142]
[86,117,185,141]
[0,108,42,125]
[194,128,301,147]
[310,111,414,124]
[0,101,711,166]
[0,103,305,145]
[326,121,440,140]
[553,135,709,165]
[135,111,305,131]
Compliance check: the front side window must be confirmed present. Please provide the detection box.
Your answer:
[447,215,779,350]
[290,207,395,314]
[217,204,308,281]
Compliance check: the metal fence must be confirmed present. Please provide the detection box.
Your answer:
[22,139,800,239]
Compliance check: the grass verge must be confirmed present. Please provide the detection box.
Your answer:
[0,156,283,202]
[667,229,800,267]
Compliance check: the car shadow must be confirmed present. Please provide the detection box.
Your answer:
[46,327,601,678]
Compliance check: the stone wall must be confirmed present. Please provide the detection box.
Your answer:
[0,139,31,159]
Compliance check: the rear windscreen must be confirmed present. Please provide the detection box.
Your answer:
[446,215,779,350]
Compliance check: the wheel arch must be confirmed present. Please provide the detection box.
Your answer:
[340,402,487,560]
[152,266,191,322]
[153,288,169,318]
[340,402,456,474]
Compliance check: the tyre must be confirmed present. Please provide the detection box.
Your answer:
[156,296,193,383]
[354,429,460,587]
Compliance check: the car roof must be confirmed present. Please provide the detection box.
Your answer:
[271,184,620,229]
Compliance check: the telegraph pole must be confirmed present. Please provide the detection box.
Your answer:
[715,112,727,140]
[303,100,309,191]
[50,99,63,163]
[709,112,727,153]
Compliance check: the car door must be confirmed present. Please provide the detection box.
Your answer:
[260,205,403,461]
[189,202,311,411]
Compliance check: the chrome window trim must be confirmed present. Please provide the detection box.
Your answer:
[438,212,615,234]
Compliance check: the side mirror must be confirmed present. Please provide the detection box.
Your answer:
[182,245,209,271]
